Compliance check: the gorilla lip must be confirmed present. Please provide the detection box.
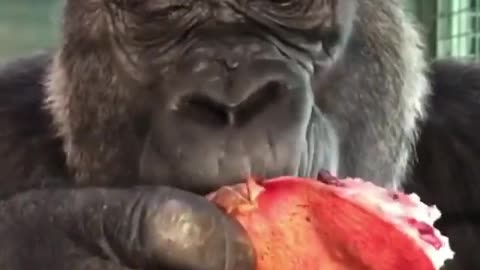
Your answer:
[207,173,454,270]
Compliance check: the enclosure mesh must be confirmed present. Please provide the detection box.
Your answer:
[436,0,480,60]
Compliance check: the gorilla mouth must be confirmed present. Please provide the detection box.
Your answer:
[140,101,339,195]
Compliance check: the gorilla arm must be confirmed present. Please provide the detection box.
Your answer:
[0,186,254,270]
[0,54,254,270]
[406,60,480,270]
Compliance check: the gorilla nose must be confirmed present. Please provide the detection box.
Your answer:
[176,75,287,127]
[145,59,314,193]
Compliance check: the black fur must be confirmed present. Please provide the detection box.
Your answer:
[0,52,68,199]
[407,59,480,269]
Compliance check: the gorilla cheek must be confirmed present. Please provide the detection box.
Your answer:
[304,109,340,178]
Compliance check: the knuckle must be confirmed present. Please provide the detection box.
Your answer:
[141,190,255,269]
[123,189,255,270]
[145,197,218,250]
[141,192,222,261]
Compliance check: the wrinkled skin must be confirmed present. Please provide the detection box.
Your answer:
[0,0,479,269]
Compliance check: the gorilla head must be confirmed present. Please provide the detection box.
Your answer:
[44,0,429,194]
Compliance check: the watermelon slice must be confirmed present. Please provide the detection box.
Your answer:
[207,172,454,270]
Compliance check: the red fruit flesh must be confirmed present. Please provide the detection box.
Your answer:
[207,174,454,270]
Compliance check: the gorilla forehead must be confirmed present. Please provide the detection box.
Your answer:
[110,0,355,28]
[103,0,357,63]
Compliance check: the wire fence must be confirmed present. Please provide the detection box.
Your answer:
[436,0,480,60]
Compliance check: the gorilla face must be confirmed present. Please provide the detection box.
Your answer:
[47,0,427,194]
[130,1,355,193]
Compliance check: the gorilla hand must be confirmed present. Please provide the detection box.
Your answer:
[0,187,255,270]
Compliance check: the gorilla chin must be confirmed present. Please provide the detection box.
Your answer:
[139,55,340,194]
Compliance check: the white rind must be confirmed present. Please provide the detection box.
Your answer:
[332,177,455,270]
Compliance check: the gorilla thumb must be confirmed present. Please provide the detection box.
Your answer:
[2,187,255,270]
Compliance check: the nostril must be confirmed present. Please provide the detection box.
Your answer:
[235,80,284,126]
[176,94,231,127]
[174,80,285,128]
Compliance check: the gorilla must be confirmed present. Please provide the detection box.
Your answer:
[0,0,479,269]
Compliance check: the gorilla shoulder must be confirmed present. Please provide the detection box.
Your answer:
[408,59,480,212]
[405,59,480,269]
[0,52,67,199]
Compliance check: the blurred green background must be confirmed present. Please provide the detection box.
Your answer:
[0,0,60,61]
[0,0,480,61]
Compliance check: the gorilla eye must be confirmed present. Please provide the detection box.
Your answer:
[259,0,311,16]
[113,0,190,18]
[271,0,296,7]
[146,1,189,13]
[269,0,303,10]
